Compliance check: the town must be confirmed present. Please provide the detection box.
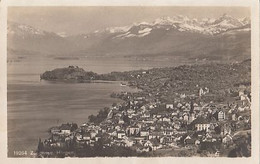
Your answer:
[37,61,251,157]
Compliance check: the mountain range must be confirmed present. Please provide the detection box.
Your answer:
[7,14,251,63]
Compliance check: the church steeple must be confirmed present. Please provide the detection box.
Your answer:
[188,100,195,124]
[190,100,194,114]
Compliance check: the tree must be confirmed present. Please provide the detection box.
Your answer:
[178,150,192,157]
[123,115,130,125]
[88,114,96,123]
[37,138,44,153]
[214,126,221,134]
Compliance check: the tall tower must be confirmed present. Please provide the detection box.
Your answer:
[190,101,194,113]
[189,101,195,123]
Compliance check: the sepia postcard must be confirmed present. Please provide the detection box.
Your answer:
[0,0,259,164]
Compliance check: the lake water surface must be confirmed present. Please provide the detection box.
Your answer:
[7,56,184,157]
[7,57,149,157]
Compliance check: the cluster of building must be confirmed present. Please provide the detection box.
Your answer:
[40,85,251,157]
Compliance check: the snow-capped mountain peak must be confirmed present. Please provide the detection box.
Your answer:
[212,13,244,27]
[8,14,251,43]
[18,24,44,35]
[104,26,131,33]
[7,15,251,63]
[8,22,46,36]
[153,17,175,25]
[107,14,251,38]
[240,17,251,25]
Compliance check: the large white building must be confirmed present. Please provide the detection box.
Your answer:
[194,117,210,132]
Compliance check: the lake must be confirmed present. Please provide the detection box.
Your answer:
[7,58,146,157]
[7,56,183,157]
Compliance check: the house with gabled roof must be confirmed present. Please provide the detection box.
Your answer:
[95,132,102,141]
[122,136,134,147]
[148,130,164,140]
[82,132,91,141]
[135,143,150,153]
[107,129,117,137]
[142,111,151,118]
[60,124,71,135]
[193,117,211,132]
[140,128,149,137]
[184,138,196,149]
[117,131,126,139]
[128,125,140,136]
[150,138,162,150]
[222,134,233,145]
[166,103,174,109]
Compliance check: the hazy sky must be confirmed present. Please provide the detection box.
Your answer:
[8,7,250,35]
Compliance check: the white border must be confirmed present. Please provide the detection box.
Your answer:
[0,0,259,164]
[2,0,253,6]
